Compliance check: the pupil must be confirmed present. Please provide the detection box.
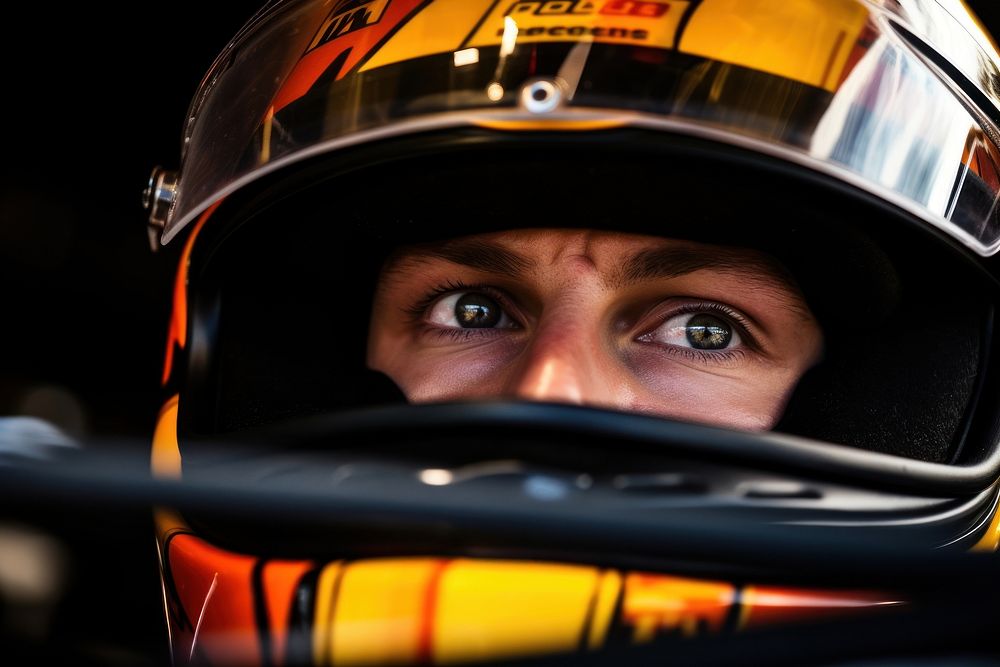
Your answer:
[686,314,732,350]
[455,293,501,328]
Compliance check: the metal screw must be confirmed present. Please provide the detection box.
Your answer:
[519,78,564,114]
[143,166,179,251]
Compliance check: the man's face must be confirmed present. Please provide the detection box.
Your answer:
[367,229,823,430]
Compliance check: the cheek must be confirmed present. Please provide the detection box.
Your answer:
[371,336,522,402]
[624,357,801,430]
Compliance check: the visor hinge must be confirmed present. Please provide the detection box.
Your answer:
[142,166,179,252]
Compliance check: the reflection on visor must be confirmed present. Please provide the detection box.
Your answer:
[163,0,1000,256]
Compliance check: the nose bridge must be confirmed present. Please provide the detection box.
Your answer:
[509,311,606,405]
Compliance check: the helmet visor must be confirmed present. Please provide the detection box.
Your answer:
[166,0,1000,256]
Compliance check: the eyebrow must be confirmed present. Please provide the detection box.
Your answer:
[618,245,794,286]
[616,245,811,318]
[384,238,535,278]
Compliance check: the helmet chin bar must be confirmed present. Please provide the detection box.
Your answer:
[176,401,1000,562]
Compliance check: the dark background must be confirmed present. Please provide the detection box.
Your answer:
[0,5,259,438]
[2,2,1000,440]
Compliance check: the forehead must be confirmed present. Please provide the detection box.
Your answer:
[454,229,674,257]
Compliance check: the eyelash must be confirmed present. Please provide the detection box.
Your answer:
[406,281,521,340]
[656,344,748,366]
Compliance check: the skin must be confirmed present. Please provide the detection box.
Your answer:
[367,229,823,430]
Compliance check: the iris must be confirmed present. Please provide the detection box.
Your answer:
[455,293,501,328]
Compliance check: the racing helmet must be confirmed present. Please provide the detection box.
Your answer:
[145,1,1000,664]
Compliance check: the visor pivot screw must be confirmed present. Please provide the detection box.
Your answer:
[143,166,179,251]
[520,78,565,114]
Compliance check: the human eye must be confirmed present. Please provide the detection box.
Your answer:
[642,311,741,349]
[423,288,519,331]
[635,303,752,360]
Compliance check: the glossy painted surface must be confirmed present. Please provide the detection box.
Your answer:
[162,534,897,665]
[151,400,901,665]
[162,0,1000,258]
